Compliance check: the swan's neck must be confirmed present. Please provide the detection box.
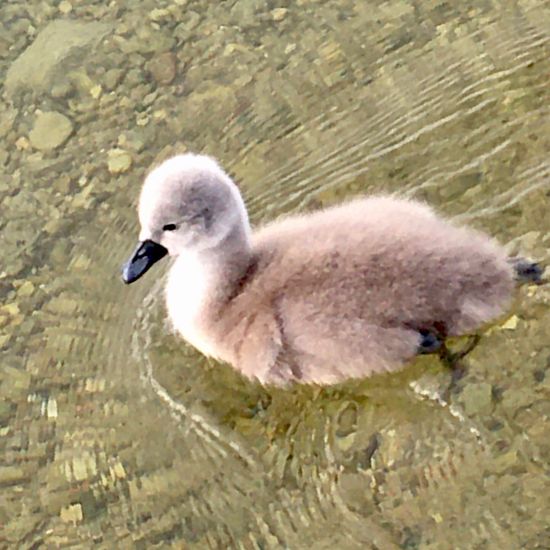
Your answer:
[165,224,253,357]
[199,223,252,288]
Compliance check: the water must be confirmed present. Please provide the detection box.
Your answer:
[1,0,549,547]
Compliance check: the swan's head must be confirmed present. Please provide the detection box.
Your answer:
[122,153,250,284]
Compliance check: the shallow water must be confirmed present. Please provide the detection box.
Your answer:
[1,0,549,548]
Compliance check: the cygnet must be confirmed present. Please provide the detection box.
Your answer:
[122,154,543,386]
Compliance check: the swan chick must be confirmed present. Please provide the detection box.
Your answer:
[122,154,542,386]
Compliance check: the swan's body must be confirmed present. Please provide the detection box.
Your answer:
[122,154,541,386]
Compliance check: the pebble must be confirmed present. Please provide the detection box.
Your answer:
[72,255,91,271]
[49,240,71,265]
[15,137,30,151]
[111,461,126,479]
[0,466,29,486]
[271,8,288,21]
[107,148,132,174]
[29,111,73,151]
[45,296,79,316]
[90,84,102,99]
[3,365,30,393]
[0,401,12,424]
[0,108,17,138]
[72,456,89,481]
[149,8,171,21]
[47,397,58,419]
[44,218,63,235]
[50,81,73,99]
[58,1,72,14]
[53,174,73,194]
[17,281,35,298]
[2,303,20,316]
[136,114,150,127]
[120,130,147,152]
[60,503,83,523]
[459,382,493,416]
[146,52,177,85]
[501,315,519,330]
[103,68,124,90]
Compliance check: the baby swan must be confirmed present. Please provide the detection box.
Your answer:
[122,154,542,386]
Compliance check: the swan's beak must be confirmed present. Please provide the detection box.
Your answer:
[121,240,168,284]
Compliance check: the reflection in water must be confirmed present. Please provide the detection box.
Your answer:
[1,0,549,547]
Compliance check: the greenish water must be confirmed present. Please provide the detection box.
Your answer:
[1,0,549,548]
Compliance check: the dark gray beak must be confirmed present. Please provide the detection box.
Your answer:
[121,239,168,284]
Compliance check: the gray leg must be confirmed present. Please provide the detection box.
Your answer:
[439,334,481,371]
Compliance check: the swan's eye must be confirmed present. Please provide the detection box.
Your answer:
[162,223,177,231]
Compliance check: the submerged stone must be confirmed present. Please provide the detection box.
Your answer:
[230,0,268,26]
[501,315,519,330]
[459,382,493,416]
[45,295,79,316]
[0,107,17,138]
[103,68,125,91]
[3,365,31,394]
[5,19,112,96]
[2,303,20,317]
[16,281,35,298]
[58,1,72,14]
[29,111,73,151]
[271,8,288,21]
[146,52,177,85]
[46,397,58,419]
[0,401,13,424]
[107,149,132,174]
[60,503,83,523]
[0,466,29,486]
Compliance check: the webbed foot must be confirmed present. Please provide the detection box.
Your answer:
[417,330,443,355]
[509,257,544,285]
